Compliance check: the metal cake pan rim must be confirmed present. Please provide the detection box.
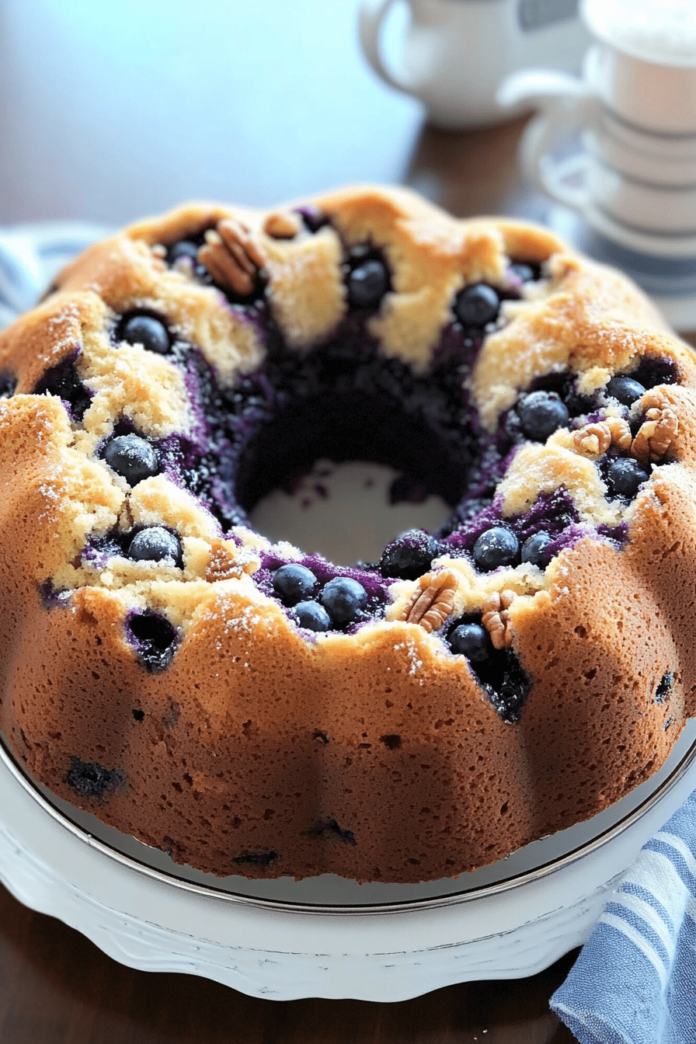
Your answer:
[2,731,695,917]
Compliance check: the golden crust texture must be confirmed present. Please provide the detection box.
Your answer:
[1,185,695,884]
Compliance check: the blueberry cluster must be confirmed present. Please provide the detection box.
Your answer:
[295,205,329,234]
[469,525,550,572]
[272,564,368,632]
[505,366,674,506]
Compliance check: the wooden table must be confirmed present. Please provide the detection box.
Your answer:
[0,887,578,1043]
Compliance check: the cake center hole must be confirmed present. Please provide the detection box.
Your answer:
[238,392,465,565]
[249,459,450,565]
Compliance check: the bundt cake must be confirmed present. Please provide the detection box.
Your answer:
[0,186,695,884]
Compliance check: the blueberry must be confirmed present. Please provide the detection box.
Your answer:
[320,577,368,625]
[293,600,331,632]
[347,259,390,309]
[454,284,500,327]
[606,376,646,407]
[449,623,490,662]
[296,206,328,233]
[128,527,181,565]
[272,564,318,606]
[380,529,440,580]
[103,434,159,485]
[167,240,199,267]
[606,458,650,499]
[517,391,570,441]
[509,262,537,283]
[66,757,122,798]
[521,531,553,568]
[128,612,178,672]
[119,313,171,355]
[473,527,519,572]
[33,358,92,421]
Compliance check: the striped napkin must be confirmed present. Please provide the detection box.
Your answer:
[0,222,108,329]
[3,222,696,1043]
[551,789,696,1044]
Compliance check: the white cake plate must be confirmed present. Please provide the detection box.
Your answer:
[1,719,695,1002]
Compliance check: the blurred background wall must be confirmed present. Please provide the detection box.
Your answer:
[0,0,420,224]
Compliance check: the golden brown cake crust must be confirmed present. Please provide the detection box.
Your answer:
[0,186,695,883]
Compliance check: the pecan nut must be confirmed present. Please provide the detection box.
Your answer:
[606,415,633,452]
[574,422,611,456]
[198,218,266,296]
[263,211,301,240]
[206,539,243,583]
[573,416,632,456]
[481,589,516,650]
[631,399,679,465]
[401,570,458,634]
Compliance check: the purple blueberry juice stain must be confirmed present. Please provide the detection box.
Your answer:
[40,582,73,610]
[294,205,329,233]
[66,757,123,798]
[307,820,357,844]
[125,611,179,673]
[255,549,396,632]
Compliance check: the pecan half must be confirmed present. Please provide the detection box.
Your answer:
[401,570,458,633]
[574,422,611,456]
[198,218,266,296]
[573,416,632,456]
[631,397,679,464]
[263,211,301,240]
[206,539,245,583]
[481,590,516,650]
[606,415,633,452]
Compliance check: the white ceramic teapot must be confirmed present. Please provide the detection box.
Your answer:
[359,0,590,128]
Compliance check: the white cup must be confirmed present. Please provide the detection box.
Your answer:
[499,0,696,255]
[359,0,590,129]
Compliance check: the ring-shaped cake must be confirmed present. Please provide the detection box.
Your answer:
[0,186,695,883]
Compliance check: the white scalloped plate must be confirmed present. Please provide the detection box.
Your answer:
[1,719,695,1001]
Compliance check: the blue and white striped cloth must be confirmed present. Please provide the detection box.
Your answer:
[551,787,696,1042]
[3,223,696,1044]
[0,222,108,330]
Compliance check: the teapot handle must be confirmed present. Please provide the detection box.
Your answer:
[498,68,599,212]
[359,0,413,96]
